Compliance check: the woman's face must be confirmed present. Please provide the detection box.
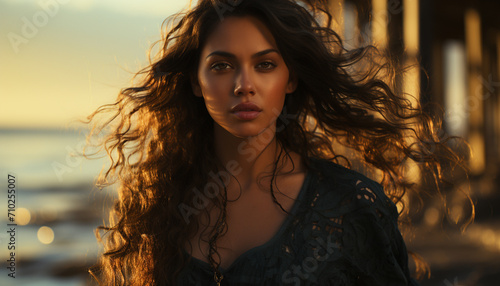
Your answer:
[192,15,297,138]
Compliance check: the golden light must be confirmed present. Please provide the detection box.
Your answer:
[371,0,388,49]
[480,229,495,246]
[37,226,55,244]
[328,0,344,38]
[443,41,467,137]
[403,0,419,55]
[403,0,420,104]
[424,207,440,227]
[465,8,485,174]
[465,9,482,65]
[449,205,464,225]
[396,193,410,215]
[15,208,31,226]
[401,0,422,186]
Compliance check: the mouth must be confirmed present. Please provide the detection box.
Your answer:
[230,102,262,120]
[230,102,262,113]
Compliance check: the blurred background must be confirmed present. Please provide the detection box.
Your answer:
[0,0,499,285]
[0,0,190,285]
[328,0,500,285]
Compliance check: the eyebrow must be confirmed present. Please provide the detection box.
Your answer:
[205,48,279,60]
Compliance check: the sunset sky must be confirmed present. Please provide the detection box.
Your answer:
[0,0,191,128]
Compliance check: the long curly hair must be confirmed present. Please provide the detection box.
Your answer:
[86,0,473,284]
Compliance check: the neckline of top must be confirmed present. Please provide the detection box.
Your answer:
[186,157,317,273]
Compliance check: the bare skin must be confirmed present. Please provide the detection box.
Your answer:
[187,152,306,270]
[188,15,307,270]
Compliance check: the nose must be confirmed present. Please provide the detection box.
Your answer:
[234,66,255,97]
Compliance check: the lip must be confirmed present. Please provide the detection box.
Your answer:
[230,102,262,113]
[233,110,261,120]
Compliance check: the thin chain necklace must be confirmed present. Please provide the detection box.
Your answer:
[208,221,225,285]
[213,270,224,286]
[209,172,228,285]
[208,144,286,285]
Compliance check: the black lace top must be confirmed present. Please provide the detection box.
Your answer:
[177,156,420,285]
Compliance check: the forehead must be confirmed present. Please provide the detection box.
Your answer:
[201,16,278,55]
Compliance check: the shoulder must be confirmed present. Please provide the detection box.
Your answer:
[306,156,398,219]
[308,156,380,190]
[301,157,417,285]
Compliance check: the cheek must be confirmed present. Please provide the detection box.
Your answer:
[199,73,231,112]
[263,71,290,99]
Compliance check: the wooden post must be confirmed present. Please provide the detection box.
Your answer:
[328,0,345,38]
[371,0,388,50]
[465,9,485,175]
[403,0,421,185]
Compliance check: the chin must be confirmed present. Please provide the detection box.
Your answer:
[215,119,276,140]
[229,129,263,139]
[231,125,276,140]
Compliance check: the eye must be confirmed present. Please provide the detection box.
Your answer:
[258,61,276,70]
[210,62,231,71]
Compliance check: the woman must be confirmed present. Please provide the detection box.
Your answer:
[86,0,471,285]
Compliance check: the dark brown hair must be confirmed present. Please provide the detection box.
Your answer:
[86,0,473,284]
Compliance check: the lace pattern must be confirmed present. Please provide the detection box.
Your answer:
[177,157,420,286]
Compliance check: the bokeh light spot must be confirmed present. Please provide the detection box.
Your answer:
[37,226,55,244]
[15,207,31,225]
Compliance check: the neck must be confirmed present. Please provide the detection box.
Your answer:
[213,123,281,191]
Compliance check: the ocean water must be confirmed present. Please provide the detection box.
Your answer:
[0,128,116,286]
